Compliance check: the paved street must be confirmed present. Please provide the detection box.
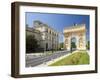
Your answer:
[26,50,70,67]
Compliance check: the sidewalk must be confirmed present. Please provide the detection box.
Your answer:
[37,51,72,67]
[47,50,78,65]
[37,50,86,67]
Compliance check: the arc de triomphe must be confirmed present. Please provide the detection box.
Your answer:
[63,24,86,51]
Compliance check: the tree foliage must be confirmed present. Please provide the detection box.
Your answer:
[71,42,76,48]
[60,42,64,48]
[86,41,90,50]
[59,42,64,50]
[26,35,39,53]
[71,42,76,51]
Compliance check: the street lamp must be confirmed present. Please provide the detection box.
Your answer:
[43,40,45,54]
[70,33,72,53]
[52,37,53,53]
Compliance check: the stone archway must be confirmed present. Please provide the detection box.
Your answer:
[63,24,86,51]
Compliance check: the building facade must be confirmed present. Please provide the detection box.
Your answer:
[26,20,59,51]
[63,24,86,51]
[33,20,59,51]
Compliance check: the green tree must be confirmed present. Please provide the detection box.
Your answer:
[59,42,64,50]
[71,42,76,48]
[60,42,64,48]
[26,35,39,53]
[71,42,76,52]
[86,41,90,50]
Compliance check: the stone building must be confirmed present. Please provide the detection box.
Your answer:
[63,24,86,51]
[33,20,59,51]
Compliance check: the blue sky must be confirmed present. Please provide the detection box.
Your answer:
[26,12,90,42]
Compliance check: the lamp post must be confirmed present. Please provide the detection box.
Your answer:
[43,40,45,54]
[70,33,72,53]
[52,37,53,53]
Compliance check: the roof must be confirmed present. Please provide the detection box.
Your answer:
[63,24,86,33]
[33,20,59,34]
[26,26,41,34]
